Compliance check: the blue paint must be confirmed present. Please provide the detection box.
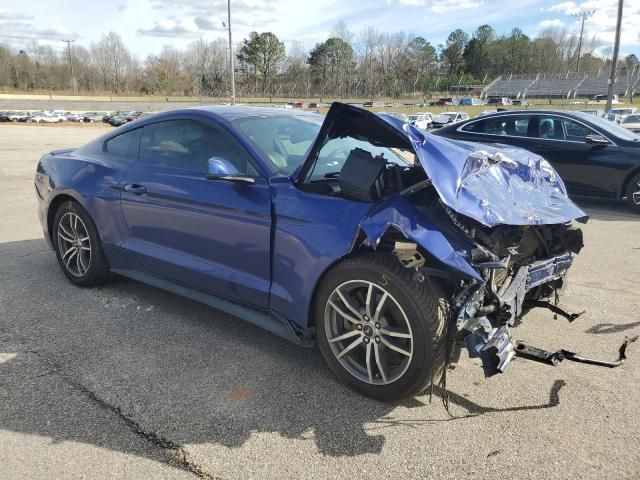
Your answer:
[35,103,587,342]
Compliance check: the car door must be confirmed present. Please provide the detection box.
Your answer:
[456,114,616,197]
[517,114,617,197]
[119,116,272,309]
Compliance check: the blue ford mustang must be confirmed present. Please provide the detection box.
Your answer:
[35,102,587,400]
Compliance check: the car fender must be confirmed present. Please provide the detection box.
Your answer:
[359,195,482,281]
[38,151,132,247]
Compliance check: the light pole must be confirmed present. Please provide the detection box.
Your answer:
[606,0,624,112]
[61,39,76,94]
[222,0,236,105]
[571,10,595,73]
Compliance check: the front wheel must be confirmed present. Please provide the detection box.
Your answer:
[625,172,640,212]
[314,253,449,402]
[52,200,110,286]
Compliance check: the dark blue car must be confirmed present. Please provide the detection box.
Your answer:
[35,103,586,401]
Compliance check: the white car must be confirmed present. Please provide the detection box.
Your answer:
[28,112,66,123]
[407,112,433,129]
[621,114,640,134]
[478,109,499,117]
[431,111,470,128]
[607,108,638,124]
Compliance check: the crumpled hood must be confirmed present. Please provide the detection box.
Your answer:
[380,114,587,227]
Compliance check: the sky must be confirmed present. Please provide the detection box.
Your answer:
[0,0,638,59]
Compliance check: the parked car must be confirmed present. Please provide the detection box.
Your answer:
[66,112,83,122]
[103,111,128,123]
[363,101,385,108]
[430,111,469,128]
[621,114,640,134]
[126,111,144,122]
[433,98,458,107]
[486,96,513,106]
[433,109,640,211]
[459,97,484,106]
[83,112,105,123]
[108,113,133,127]
[407,112,433,129]
[35,103,590,400]
[27,112,66,123]
[594,94,619,104]
[512,100,528,106]
[4,111,30,122]
[607,108,638,124]
[578,109,605,118]
[477,109,507,116]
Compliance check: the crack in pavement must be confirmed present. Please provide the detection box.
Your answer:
[27,349,221,480]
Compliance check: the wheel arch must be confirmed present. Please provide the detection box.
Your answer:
[620,166,640,201]
[305,226,458,329]
[47,193,96,245]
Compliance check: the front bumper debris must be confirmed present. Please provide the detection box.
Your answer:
[457,252,578,376]
[515,335,638,369]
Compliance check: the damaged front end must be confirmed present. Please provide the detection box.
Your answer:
[451,218,584,376]
[308,103,591,377]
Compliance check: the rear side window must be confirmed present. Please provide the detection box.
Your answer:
[105,128,141,159]
[461,116,529,136]
[140,119,257,175]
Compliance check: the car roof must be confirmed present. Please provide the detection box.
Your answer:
[190,104,322,120]
[471,109,589,117]
[112,104,323,137]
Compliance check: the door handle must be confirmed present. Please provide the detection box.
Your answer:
[123,184,147,194]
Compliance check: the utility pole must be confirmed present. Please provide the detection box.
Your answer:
[223,0,236,105]
[571,10,595,73]
[61,39,76,94]
[606,0,624,112]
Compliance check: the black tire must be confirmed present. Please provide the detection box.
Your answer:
[52,200,110,287]
[625,172,640,212]
[314,252,450,402]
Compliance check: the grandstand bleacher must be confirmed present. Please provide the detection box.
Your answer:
[483,69,640,99]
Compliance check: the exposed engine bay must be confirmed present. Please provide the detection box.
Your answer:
[299,102,631,379]
[443,207,584,375]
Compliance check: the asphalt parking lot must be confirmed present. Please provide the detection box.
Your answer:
[1,124,639,480]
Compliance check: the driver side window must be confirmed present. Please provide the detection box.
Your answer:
[140,120,257,175]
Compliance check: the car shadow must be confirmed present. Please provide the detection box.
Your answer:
[0,238,567,471]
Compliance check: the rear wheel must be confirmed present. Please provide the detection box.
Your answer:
[315,253,449,402]
[626,172,640,212]
[52,200,110,286]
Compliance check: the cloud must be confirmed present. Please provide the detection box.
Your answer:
[538,18,565,29]
[193,16,224,31]
[0,9,34,20]
[541,2,580,14]
[387,0,484,12]
[139,0,278,38]
[138,18,199,38]
[0,9,79,46]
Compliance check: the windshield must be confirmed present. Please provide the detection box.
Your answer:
[232,114,323,174]
[574,112,640,141]
[623,115,640,123]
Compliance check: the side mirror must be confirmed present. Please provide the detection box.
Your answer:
[207,157,255,185]
[585,134,609,145]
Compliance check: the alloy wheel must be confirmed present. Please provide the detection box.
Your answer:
[633,179,640,206]
[324,280,414,385]
[57,212,92,277]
